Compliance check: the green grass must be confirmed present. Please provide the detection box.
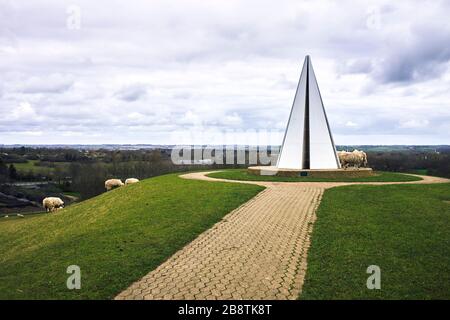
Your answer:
[1,211,43,220]
[301,183,450,299]
[12,160,47,174]
[207,169,422,182]
[0,173,264,299]
[63,192,81,198]
[12,160,70,174]
[408,169,428,175]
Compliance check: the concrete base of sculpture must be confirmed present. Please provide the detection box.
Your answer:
[247,166,374,178]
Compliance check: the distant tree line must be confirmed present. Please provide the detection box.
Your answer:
[1,147,449,201]
[367,151,449,178]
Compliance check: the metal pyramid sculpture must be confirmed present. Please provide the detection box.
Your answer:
[277,56,340,169]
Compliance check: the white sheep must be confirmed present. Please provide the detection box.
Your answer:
[125,178,139,185]
[338,150,368,168]
[42,197,64,212]
[105,179,124,191]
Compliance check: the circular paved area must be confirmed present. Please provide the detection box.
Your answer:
[115,172,449,300]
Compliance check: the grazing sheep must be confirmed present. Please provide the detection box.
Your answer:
[42,197,65,212]
[125,178,139,185]
[338,150,368,168]
[17,214,24,218]
[105,179,124,191]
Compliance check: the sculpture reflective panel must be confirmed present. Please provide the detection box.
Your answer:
[277,56,340,169]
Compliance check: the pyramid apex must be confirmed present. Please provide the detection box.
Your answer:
[304,55,311,65]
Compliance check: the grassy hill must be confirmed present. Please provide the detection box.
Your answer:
[1,170,448,300]
[0,173,263,299]
[301,183,450,299]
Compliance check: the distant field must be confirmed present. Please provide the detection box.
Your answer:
[207,169,422,182]
[12,160,48,173]
[0,173,263,299]
[12,160,70,175]
[301,183,450,299]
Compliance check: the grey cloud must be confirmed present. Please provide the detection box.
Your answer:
[0,0,449,144]
[339,59,373,74]
[115,85,148,101]
[19,74,74,94]
[172,92,192,99]
[273,74,297,90]
[339,24,450,85]
[374,26,450,83]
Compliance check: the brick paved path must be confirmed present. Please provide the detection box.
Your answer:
[116,172,449,300]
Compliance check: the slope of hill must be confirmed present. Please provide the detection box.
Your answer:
[0,173,264,299]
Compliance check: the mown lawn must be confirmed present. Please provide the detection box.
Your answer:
[207,169,422,182]
[301,183,450,299]
[0,173,264,299]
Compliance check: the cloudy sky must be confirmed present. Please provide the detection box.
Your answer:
[1,0,450,145]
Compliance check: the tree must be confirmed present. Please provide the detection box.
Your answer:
[8,164,18,180]
[0,159,8,183]
[71,163,108,199]
[0,158,8,176]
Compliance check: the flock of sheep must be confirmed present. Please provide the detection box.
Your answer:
[41,177,140,213]
[337,149,368,168]
[104,178,139,191]
[39,150,368,213]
